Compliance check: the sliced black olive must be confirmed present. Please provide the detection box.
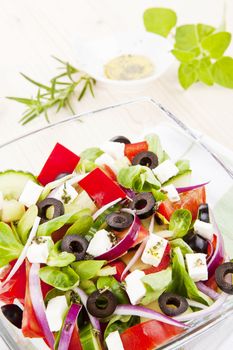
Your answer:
[106,212,134,232]
[1,304,23,329]
[158,292,189,317]
[54,172,71,181]
[198,204,210,223]
[215,262,233,294]
[61,235,88,261]
[110,135,131,144]
[37,198,64,223]
[131,192,156,219]
[184,232,208,254]
[132,151,158,169]
[86,290,117,318]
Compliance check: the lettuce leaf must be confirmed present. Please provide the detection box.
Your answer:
[144,133,167,164]
[169,209,192,238]
[104,315,140,339]
[17,205,38,244]
[97,276,128,304]
[71,260,106,281]
[39,266,79,291]
[0,222,23,267]
[170,238,193,254]
[47,241,76,267]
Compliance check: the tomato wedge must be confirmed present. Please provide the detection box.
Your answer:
[0,261,26,304]
[102,164,117,181]
[143,244,171,275]
[158,187,206,221]
[124,141,148,162]
[109,260,128,282]
[68,325,83,350]
[121,320,183,350]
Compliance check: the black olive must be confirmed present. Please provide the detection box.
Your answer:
[1,304,23,329]
[54,172,71,181]
[106,212,134,232]
[158,292,189,317]
[61,235,88,261]
[110,136,131,144]
[37,198,64,223]
[198,204,210,223]
[132,151,158,169]
[131,192,156,219]
[86,290,117,318]
[184,232,208,254]
[215,262,233,294]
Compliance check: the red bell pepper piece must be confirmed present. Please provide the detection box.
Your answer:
[68,324,83,350]
[0,261,26,304]
[124,141,148,162]
[37,143,80,185]
[102,164,117,181]
[78,168,126,207]
[109,260,128,282]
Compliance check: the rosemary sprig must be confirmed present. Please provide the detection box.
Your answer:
[7,56,96,125]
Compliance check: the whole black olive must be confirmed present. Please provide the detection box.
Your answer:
[158,292,189,317]
[54,172,71,181]
[86,290,117,318]
[1,304,23,329]
[61,235,88,261]
[132,151,158,169]
[37,198,64,223]
[184,232,208,254]
[215,262,233,294]
[198,204,210,223]
[131,192,156,219]
[106,212,134,232]
[110,136,131,144]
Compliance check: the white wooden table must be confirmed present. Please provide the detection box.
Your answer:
[0,0,233,349]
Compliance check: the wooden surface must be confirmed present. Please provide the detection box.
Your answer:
[0,0,233,349]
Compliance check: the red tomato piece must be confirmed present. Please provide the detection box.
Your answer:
[115,225,149,248]
[124,141,148,162]
[0,261,26,304]
[78,168,126,207]
[109,260,128,282]
[120,320,183,350]
[143,244,171,275]
[37,143,80,185]
[102,164,117,181]
[158,187,206,221]
[68,324,83,350]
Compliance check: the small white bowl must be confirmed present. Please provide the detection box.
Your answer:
[73,31,174,87]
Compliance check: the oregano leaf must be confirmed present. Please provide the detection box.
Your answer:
[198,57,214,86]
[212,56,233,88]
[201,32,231,59]
[178,62,198,89]
[143,8,177,37]
[175,25,199,51]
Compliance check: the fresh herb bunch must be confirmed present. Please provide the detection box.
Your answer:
[143,7,233,89]
[8,57,96,125]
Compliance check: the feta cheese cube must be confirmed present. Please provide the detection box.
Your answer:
[163,184,180,202]
[141,234,168,267]
[101,141,125,160]
[185,253,208,282]
[125,270,146,305]
[153,160,179,184]
[27,236,53,264]
[46,296,68,332]
[106,331,124,350]
[48,182,78,204]
[19,180,44,207]
[95,153,118,174]
[86,229,113,257]
[194,219,213,241]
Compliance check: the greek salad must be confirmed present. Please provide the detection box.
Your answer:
[0,134,231,350]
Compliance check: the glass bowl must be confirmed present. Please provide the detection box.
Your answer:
[0,97,233,350]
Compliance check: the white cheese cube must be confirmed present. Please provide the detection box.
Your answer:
[125,270,146,305]
[48,182,78,204]
[86,229,113,257]
[95,153,118,174]
[163,184,180,202]
[19,180,44,207]
[106,331,124,350]
[101,141,125,160]
[194,219,213,241]
[27,236,53,264]
[153,160,179,184]
[185,253,208,282]
[141,234,168,267]
[46,296,68,332]
[0,191,3,210]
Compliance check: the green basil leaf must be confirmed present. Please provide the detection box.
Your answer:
[0,222,24,267]
[178,62,198,89]
[47,241,76,267]
[197,23,215,41]
[71,260,106,281]
[144,133,165,163]
[201,32,231,59]
[169,209,192,238]
[97,276,128,304]
[198,57,214,86]
[17,205,38,244]
[39,266,79,291]
[212,56,233,88]
[175,25,199,51]
[170,238,193,255]
[143,8,177,37]
[172,49,196,63]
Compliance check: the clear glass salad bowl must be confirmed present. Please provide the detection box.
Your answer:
[0,97,233,350]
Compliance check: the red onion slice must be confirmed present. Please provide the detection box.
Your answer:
[196,282,220,301]
[58,303,82,350]
[114,304,187,329]
[176,182,209,193]
[95,215,141,261]
[29,263,55,349]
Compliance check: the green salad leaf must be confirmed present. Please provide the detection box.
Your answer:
[77,147,103,173]
[104,315,140,339]
[66,214,93,236]
[65,191,97,215]
[17,205,38,244]
[39,266,79,291]
[97,276,128,304]
[144,133,166,164]
[44,288,65,306]
[0,222,24,267]
[79,280,97,295]
[47,241,76,267]
[170,238,193,255]
[143,8,177,37]
[169,209,192,238]
[71,260,106,281]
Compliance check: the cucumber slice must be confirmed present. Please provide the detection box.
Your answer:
[0,170,37,200]
[163,170,192,187]
[80,324,102,350]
